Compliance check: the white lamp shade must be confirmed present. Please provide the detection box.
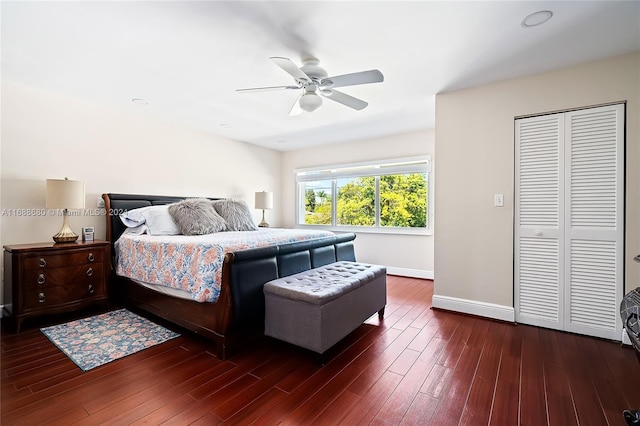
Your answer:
[255,191,273,210]
[46,179,85,209]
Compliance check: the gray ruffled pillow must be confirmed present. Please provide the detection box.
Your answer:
[168,198,227,235]
[211,199,258,231]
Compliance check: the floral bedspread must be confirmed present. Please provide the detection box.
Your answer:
[115,229,334,303]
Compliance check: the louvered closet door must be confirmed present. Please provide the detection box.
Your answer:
[515,104,624,340]
[515,114,565,331]
[563,105,624,340]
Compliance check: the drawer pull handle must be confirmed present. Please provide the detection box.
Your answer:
[88,284,94,294]
[86,268,93,277]
[88,253,95,262]
[38,292,46,303]
[37,274,46,285]
[39,258,47,268]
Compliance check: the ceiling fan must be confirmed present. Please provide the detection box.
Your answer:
[236,57,384,115]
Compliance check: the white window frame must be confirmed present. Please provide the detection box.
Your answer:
[295,156,432,235]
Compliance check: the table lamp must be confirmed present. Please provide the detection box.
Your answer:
[255,191,273,228]
[46,177,85,243]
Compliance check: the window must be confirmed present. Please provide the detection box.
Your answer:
[303,180,332,225]
[296,157,431,233]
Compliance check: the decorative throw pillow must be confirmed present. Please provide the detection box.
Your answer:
[168,198,227,235]
[211,199,258,231]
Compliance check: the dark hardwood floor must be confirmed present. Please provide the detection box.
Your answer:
[2,275,639,425]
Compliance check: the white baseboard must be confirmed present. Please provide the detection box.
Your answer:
[432,294,515,323]
[386,267,433,280]
[622,329,632,346]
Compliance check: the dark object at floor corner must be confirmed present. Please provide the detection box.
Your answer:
[624,409,640,426]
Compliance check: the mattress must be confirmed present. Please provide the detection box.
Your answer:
[114,228,334,303]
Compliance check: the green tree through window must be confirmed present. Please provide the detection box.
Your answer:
[380,173,427,227]
[337,177,375,226]
[335,174,426,227]
[304,181,332,225]
[297,158,430,230]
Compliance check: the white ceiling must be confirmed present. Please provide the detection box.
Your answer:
[2,1,639,151]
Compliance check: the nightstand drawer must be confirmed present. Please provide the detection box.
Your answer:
[24,282,104,310]
[23,264,104,290]
[23,250,103,270]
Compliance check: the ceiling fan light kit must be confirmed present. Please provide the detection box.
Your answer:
[299,92,323,112]
[236,56,384,115]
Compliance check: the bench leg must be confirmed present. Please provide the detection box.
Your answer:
[378,307,385,320]
[315,352,327,367]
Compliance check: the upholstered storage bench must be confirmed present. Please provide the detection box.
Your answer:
[263,261,386,354]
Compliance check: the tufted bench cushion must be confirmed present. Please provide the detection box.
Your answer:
[264,261,386,304]
[264,261,386,355]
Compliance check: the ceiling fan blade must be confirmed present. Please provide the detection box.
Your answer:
[236,85,299,93]
[288,93,303,116]
[321,69,384,88]
[270,57,311,83]
[322,89,368,110]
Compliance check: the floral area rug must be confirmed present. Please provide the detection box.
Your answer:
[40,309,180,371]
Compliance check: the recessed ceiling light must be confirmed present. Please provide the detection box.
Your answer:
[131,98,148,105]
[219,123,231,128]
[521,10,553,28]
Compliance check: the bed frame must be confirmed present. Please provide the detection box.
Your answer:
[102,193,356,359]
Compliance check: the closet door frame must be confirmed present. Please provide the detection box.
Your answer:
[515,103,625,340]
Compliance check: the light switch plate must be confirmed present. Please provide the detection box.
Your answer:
[494,194,504,207]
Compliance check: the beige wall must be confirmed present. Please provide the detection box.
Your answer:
[281,129,435,277]
[434,52,639,309]
[0,82,282,304]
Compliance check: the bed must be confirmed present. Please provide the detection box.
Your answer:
[102,193,356,359]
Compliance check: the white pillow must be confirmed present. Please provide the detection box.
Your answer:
[119,205,180,235]
[122,225,148,235]
[120,210,146,228]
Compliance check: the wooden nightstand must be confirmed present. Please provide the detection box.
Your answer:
[3,241,110,332]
